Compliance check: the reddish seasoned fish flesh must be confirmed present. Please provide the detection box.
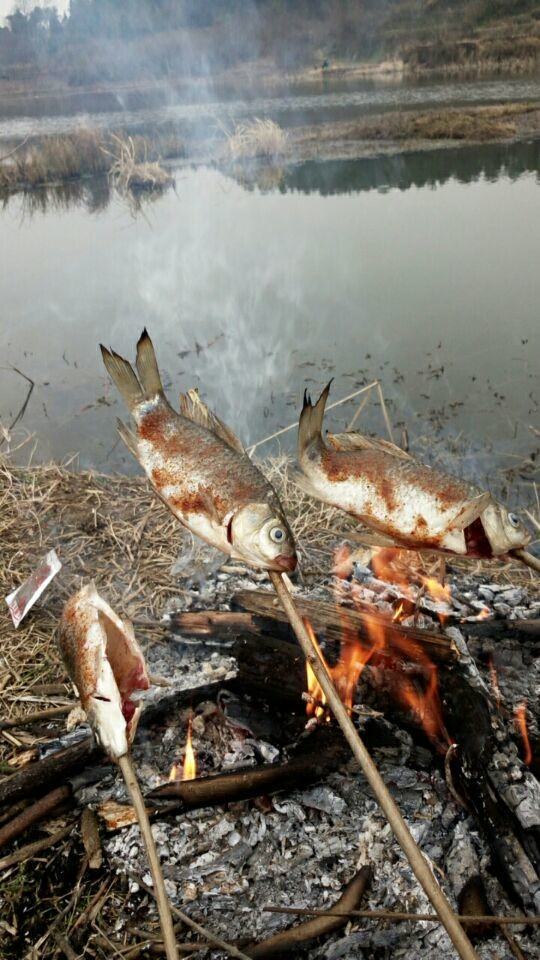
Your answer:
[101,330,296,572]
[297,383,531,559]
[58,584,149,760]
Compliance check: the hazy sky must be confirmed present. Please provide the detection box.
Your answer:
[0,0,69,22]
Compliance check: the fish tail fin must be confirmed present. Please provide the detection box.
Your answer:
[135,328,164,400]
[298,380,332,459]
[100,344,143,411]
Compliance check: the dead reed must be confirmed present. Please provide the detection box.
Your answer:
[0,128,180,196]
[224,118,289,161]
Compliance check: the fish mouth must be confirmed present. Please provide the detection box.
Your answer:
[273,554,298,572]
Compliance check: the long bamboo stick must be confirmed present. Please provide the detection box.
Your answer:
[513,549,540,574]
[118,754,178,960]
[269,570,479,960]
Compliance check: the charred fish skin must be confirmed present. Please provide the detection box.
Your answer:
[100,330,296,572]
[297,383,531,558]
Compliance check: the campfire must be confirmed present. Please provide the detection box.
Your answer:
[1,457,538,959]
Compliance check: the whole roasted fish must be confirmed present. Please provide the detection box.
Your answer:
[297,383,532,559]
[101,330,296,572]
[58,583,149,760]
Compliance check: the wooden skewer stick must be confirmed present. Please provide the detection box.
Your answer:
[269,570,479,960]
[513,549,540,575]
[118,754,178,960]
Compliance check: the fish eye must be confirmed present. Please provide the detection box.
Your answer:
[508,513,521,528]
[269,525,286,543]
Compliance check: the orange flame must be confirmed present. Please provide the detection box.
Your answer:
[183,715,197,780]
[301,548,452,750]
[371,548,413,597]
[421,575,452,625]
[514,703,533,766]
[169,715,197,782]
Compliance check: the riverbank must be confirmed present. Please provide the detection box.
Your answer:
[1,100,538,199]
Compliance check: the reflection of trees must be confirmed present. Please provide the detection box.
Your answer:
[281,141,540,196]
[1,176,112,218]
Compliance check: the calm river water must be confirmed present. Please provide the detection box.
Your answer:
[1,138,539,497]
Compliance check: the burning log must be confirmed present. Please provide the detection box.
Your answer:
[148,730,348,809]
[438,637,540,914]
[244,865,372,957]
[230,590,456,663]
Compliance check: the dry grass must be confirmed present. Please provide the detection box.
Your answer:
[105,133,174,194]
[225,118,289,161]
[0,127,181,196]
[293,102,539,149]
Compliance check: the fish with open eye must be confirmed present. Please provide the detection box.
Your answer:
[296,382,534,565]
[100,330,297,572]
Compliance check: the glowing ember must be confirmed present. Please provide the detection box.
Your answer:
[392,603,404,622]
[371,548,413,596]
[488,657,502,710]
[469,607,491,621]
[421,576,452,606]
[514,703,533,766]
[333,543,353,581]
[169,715,197,782]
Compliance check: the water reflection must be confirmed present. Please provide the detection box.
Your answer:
[3,138,539,215]
[0,140,538,499]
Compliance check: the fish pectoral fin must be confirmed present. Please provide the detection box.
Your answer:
[327,432,413,460]
[179,388,245,455]
[449,492,492,531]
[116,418,138,458]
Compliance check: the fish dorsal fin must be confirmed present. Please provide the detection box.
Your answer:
[345,528,399,548]
[327,431,413,460]
[179,388,245,455]
[450,492,492,530]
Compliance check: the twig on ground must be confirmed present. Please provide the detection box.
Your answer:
[263,905,539,926]
[0,704,73,730]
[0,784,71,852]
[0,823,72,872]
[268,570,479,960]
[246,866,372,957]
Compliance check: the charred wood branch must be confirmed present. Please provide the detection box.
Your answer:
[244,866,372,958]
[0,736,97,807]
[0,785,71,853]
[148,729,348,810]
[439,636,540,914]
[463,618,540,641]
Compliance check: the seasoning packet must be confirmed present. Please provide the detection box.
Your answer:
[6,549,62,627]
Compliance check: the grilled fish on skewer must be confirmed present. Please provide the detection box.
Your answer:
[296,383,531,559]
[101,330,296,572]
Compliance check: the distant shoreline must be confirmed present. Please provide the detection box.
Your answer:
[1,98,538,199]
